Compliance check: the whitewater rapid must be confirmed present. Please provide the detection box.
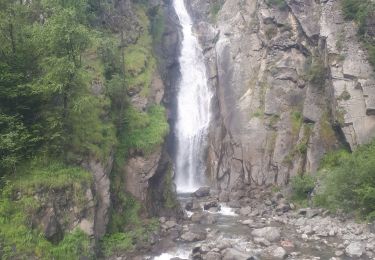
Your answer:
[174,0,212,193]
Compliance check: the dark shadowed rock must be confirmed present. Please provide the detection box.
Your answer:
[203,200,219,210]
[194,187,210,197]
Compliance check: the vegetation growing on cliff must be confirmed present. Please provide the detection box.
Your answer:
[0,0,169,258]
[314,141,375,220]
[342,0,375,69]
[290,139,375,220]
[0,160,93,259]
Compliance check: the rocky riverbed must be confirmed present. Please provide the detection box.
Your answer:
[126,187,375,260]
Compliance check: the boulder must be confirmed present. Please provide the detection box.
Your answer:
[345,242,364,257]
[191,212,216,225]
[271,247,287,259]
[253,237,271,246]
[219,191,230,202]
[239,206,252,216]
[203,201,219,210]
[185,200,194,211]
[205,251,222,260]
[222,248,254,260]
[194,187,210,197]
[251,227,281,242]
[181,230,207,242]
[164,220,177,229]
[276,203,291,213]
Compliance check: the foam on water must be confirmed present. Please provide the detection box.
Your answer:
[153,249,190,260]
[218,204,238,216]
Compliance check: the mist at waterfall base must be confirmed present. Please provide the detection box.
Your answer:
[174,0,212,193]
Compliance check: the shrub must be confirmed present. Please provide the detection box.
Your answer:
[210,2,222,22]
[291,174,316,202]
[50,230,92,259]
[291,110,302,136]
[306,57,326,88]
[119,105,169,157]
[101,233,133,257]
[315,141,375,220]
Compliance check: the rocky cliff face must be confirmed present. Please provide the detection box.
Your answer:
[113,0,182,216]
[187,0,375,190]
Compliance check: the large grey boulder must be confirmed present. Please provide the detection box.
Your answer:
[345,242,365,257]
[194,187,211,197]
[251,227,281,242]
[205,251,222,260]
[191,212,217,225]
[181,230,207,242]
[271,247,287,259]
[222,248,255,260]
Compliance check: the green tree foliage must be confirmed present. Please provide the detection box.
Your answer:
[0,0,169,258]
[316,141,375,220]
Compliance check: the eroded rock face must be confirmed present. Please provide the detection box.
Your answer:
[83,156,113,239]
[33,182,96,243]
[186,0,375,190]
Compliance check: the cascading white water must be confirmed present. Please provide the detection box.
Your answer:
[174,0,212,193]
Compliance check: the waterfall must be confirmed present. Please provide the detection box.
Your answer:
[174,0,212,193]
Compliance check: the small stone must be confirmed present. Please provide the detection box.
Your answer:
[265,199,272,206]
[164,220,177,229]
[281,239,295,249]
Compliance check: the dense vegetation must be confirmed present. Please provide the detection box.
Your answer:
[0,0,168,258]
[314,142,375,221]
[291,139,375,221]
[342,0,375,69]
